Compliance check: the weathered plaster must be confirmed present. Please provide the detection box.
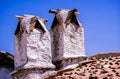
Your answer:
[50,9,86,69]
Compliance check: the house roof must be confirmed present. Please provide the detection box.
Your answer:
[0,51,14,68]
[46,52,120,79]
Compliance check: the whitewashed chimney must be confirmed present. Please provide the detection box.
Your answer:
[12,15,55,79]
[49,9,87,70]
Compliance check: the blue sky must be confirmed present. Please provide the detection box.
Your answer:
[0,0,120,56]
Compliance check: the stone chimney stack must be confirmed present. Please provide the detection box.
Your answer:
[49,9,86,70]
[12,15,55,79]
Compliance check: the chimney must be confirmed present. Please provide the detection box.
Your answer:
[49,9,87,70]
[12,15,55,79]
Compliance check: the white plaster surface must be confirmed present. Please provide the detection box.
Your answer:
[15,28,55,69]
[63,23,85,58]
[14,15,55,79]
[50,9,85,62]
[63,63,78,70]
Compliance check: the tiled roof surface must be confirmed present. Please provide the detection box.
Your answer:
[47,52,120,79]
[0,51,14,68]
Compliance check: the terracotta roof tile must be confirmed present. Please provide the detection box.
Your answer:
[47,52,120,79]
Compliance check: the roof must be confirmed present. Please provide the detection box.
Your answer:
[0,51,14,68]
[46,52,120,79]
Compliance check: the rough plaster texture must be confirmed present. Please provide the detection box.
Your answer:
[54,57,87,70]
[15,29,55,69]
[13,15,55,79]
[12,68,56,79]
[63,23,85,58]
[14,15,54,69]
[50,9,85,61]
[0,67,13,79]
[50,9,86,69]
[14,32,27,69]
[50,25,64,62]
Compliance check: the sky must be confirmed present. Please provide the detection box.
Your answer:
[0,0,120,56]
